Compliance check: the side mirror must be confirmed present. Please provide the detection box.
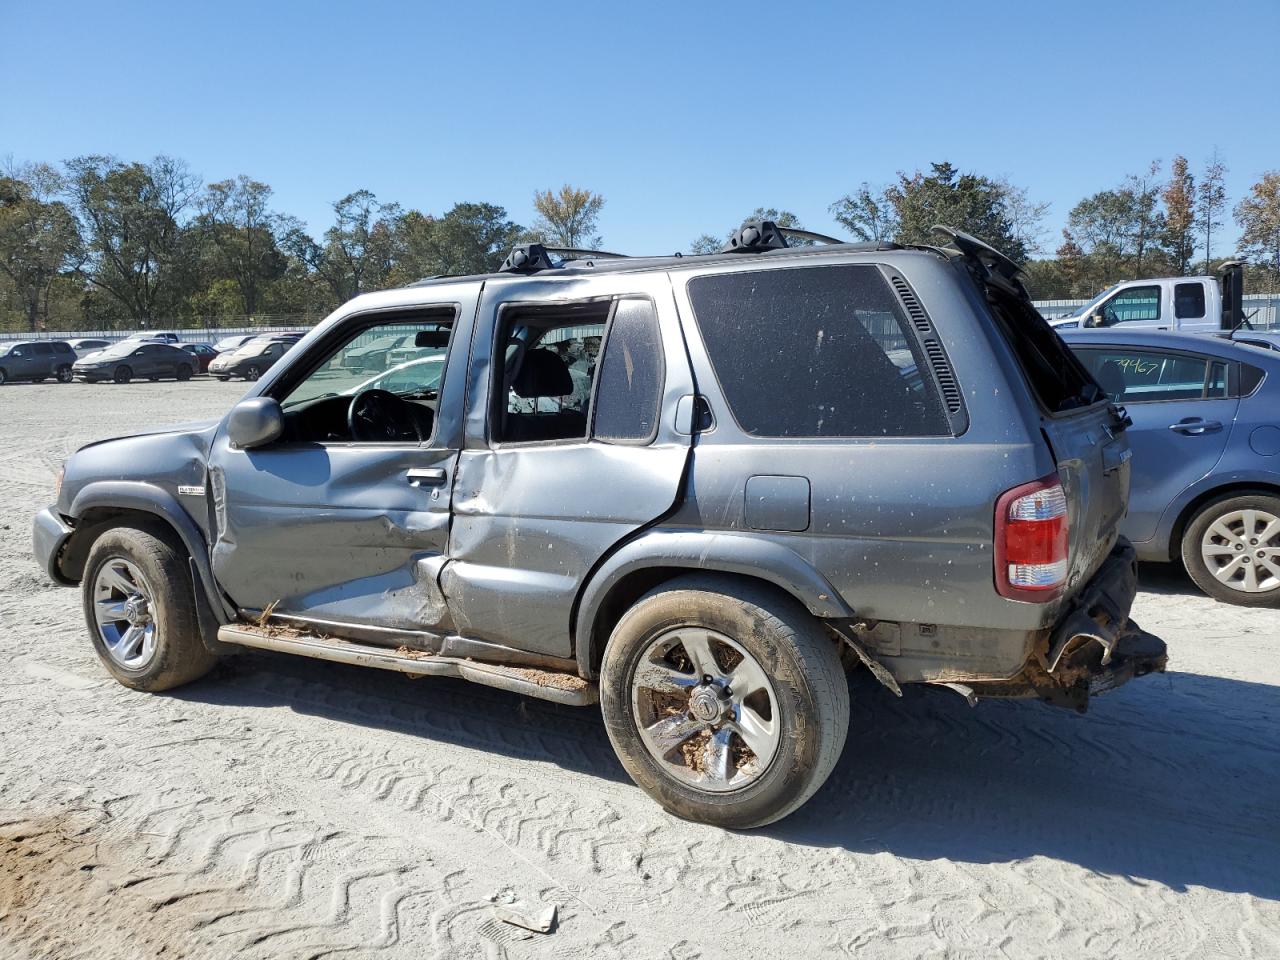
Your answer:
[1084,312,1105,329]
[227,396,284,450]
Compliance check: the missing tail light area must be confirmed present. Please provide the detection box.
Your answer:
[995,474,1069,602]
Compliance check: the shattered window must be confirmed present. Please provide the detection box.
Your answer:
[687,264,949,437]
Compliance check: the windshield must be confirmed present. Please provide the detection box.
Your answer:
[95,344,140,359]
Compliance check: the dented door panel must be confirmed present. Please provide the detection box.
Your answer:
[445,272,694,658]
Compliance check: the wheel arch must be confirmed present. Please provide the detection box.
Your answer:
[1164,478,1280,561]
[573,531,854,679]
[64,482,232,624]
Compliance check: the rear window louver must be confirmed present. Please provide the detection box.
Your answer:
[889,274,964,418]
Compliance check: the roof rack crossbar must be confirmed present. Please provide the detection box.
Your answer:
[720,220,847,254]
[499,243,629,273]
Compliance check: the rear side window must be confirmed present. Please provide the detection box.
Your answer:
[32,343,53,355]
[1175,282,1206,319]
[687,265,949,437]
[592,299,664,444]
[1074,347,1215,402]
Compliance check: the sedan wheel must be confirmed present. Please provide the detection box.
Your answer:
[1183,494,1280,606]
[244,364,261,381]
[114,365,132,384]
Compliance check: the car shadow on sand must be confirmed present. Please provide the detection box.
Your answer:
[173,649,1280,902]
[1137,560,1207,598]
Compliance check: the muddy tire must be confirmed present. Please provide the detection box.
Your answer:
[1182,493,1280,607]
[114,365,132,384]
[56,365,74,383]
[600,575,849,829]
[81,526,218,691]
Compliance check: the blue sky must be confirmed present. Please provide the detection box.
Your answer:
[5,0,1278,256]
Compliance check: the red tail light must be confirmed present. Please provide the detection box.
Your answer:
[994,474,1070,601]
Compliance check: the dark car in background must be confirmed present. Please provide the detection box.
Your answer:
[207,334,299,381]
[1063,329,1280,605]
[0,340,77,384]
[181,342,220,373]
[73,341,195,383]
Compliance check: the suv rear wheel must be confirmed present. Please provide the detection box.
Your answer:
[55,365,73,383]
[1182,493,1280,606]
[600,576,849,828]
[81,526,218,690]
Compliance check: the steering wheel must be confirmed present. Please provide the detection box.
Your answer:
[348,389,424,443]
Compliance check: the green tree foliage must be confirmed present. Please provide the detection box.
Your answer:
[283,190,401,307]
[885,162,1028,262]
[529,185,605,249]
[0,163,81,331]
[195,176,289,316]
[391,202,523,283]
[830,184,898,242]
[65,154,200,323]
[1235,171,1280,293]
[1059,163,1170,295]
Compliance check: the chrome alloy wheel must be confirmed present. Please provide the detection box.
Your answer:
[93,558,159,668]
[1201,508,1280,593]
[630,627,780,793]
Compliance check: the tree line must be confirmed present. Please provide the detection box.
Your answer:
[2,152,1279,332]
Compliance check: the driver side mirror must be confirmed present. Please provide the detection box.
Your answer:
[227,397,284,450]
[1084,312,1105,328]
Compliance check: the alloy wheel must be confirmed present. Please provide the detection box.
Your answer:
[1200,508,1280,593]
[92,558,159,669]
[630,627,780,793]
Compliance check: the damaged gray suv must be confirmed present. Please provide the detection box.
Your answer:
[33,224,1167,828]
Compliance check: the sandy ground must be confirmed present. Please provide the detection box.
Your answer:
[0,378,1277,960]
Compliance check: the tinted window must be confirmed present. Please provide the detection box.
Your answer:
[1075,348,1211,402]
[1175,282,1206,319]
[687,265,948,437]
[1102,286,1161,324]
[1241,363,1266,396]
[32,343,53,355]
[592,299,664,444]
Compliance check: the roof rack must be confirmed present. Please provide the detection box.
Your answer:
[499,243,628,273]
[721,220,845,254]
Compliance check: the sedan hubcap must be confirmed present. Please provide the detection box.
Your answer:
[630,628,780,793]
[1201,509,1280,593]
[93,558,158,668]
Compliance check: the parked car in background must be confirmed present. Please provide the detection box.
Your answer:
[0,340,77,384]
[73,341,195,383]
[1063,329,1280,606]
[181,342,220,373]
[212,334,258,354]
[33,224,1167,828]
[207,334,299,381]
[67,338,115,360]
[343,333,415,373]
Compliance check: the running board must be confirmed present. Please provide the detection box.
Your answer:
[217,624,598,706]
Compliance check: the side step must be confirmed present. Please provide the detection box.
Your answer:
[217,624,598,706]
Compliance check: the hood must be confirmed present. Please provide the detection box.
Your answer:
[75,418,221,454]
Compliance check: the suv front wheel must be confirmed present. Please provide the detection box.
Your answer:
[600,576,849,828]
[81,526,219,690]
[1182,493,1280,606]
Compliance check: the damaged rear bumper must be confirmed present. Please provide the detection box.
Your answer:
[967,540,1168,712]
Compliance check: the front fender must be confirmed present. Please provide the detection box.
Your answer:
[67,480,232,621]
[573,529,856,677]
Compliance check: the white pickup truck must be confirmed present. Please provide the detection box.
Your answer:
[1048,262,1249,333]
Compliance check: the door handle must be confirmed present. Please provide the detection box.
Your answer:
[406,467,447,486]
[1169,418,1222,435]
